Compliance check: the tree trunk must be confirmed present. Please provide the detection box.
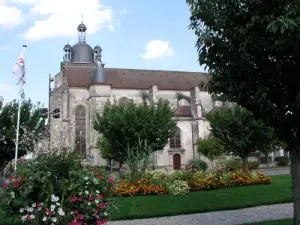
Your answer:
[290,149,300,225]
[265,154,269,168]
[242,157,248,171]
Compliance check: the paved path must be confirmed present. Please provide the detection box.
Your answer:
[258,167,290,176]
[109,203,293,225]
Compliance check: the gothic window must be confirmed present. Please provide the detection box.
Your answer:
[75,105,86,158]
[170,127,181,149]
[118,97,130,105]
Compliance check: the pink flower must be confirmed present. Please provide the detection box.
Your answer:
[3,181,8,188]
[99,202,105,209]
[79,214,84,220]
[93,209,98,215]
[37,202,43,207]
[97,220,102,225]
[97,194,103,199]
[88,195,94,201]
[108,178,113,184]
[27,215,32,221]
[73,210,78,214]
[71,197,77,202]
[78,196,83,201]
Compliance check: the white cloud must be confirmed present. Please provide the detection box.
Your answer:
[142,40,175,60]
[0,3,23,27]
[0,44,12,51]
[22,0,114,40]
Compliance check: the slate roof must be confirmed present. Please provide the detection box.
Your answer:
[65,64,210,90]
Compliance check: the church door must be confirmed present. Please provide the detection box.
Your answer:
[173,154,181,170]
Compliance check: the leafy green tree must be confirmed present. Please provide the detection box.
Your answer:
[94,99,177,168]
[206,106,275,170]
[187,1,300,222]
[197,135,223,169]
[97,137,114,171]
[0,97,46,176]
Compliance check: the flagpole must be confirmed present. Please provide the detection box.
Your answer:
[14,44,27,172]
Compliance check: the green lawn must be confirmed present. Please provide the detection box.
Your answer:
[111,175,292,220]
[243,219,292,225]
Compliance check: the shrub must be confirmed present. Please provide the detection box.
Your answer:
[166,180,189,196]
[226,161,242,170]
[0,151,114,225]
[274,156,290,166]
[167,170,194,182]
[248,161,260,169]
[185,159,208,172]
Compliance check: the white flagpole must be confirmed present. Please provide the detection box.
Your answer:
[14,44,27,172]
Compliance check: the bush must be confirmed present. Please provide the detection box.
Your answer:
[166,180,189,196]
[226,161,242,170]
[248,161,260,169]
[185,159,208,172]
[275,156,289,166]
[167,170,194,182]
[0,151,114,225]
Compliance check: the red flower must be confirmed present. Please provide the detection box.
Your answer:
[93,171,99,176]
[108,178,113,184]
[13,182,19,188]
[73,210,78,214]
[17,177,22,182]
[3,181,8,188]
[97,194,103,199]
[37,202,43,207]
[88,195,94,201]
[71,197,77,202]
[97,175,102,180]
[79,214,84,220]
[78,196,83,201]
[99,202,105,209]
[97,220,103,225]
[27,215,32,221]
[93,209,98,215]
[10,174,14,180]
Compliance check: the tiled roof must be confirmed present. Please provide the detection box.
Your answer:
[66,65,210,90]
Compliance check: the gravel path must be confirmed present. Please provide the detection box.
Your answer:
[109,203,293,225]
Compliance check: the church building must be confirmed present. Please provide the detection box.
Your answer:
[49,22,226,170]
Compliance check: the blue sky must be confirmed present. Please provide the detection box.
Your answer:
[0,0,205,105]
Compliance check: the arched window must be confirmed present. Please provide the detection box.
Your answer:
[75,105,86,158]
[118,97,130,105]
[170,127,181,149]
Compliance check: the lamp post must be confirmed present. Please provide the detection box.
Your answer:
[48,74,54,151]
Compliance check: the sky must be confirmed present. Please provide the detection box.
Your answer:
[0,0,205,106]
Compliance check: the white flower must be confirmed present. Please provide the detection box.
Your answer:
[20,208,24,213]
[104,212,108,216]
[21,215,27,221]
[56,202,60,206]
[95,200,99,204]
[50,205,55,211]
[96,190,99,194]
[52,217,57,222]
[47,172,51,176]
[30,215,35,219]
[88,202,91,206]
[84,176,89,180]
[32,203,36,208]
[93,178,98,184]
[10,192,15,198]
[28,207,33,212]
[78,192,82,196]
[43,217,47,221]
[85,190,89,195]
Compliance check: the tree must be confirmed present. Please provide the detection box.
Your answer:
[197,135,223,169]
[187,0,300,223]
[0,97,46,176]
[206,106,275,170]
[97,137,114,171]
[93,99,177,168]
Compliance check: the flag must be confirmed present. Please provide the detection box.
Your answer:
[12,50,26,86]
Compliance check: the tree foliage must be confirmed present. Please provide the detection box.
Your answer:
[187,1,300,222]
[206,106,276,169]
[93,99,177,165]
[0,97,46,172]
[197,135,223,162]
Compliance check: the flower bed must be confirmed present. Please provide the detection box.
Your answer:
[113,170,272,197]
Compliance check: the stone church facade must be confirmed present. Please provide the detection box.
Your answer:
[49,22,284,170]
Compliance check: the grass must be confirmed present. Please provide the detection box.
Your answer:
[243,219,292,225]
[111,175,292,220]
